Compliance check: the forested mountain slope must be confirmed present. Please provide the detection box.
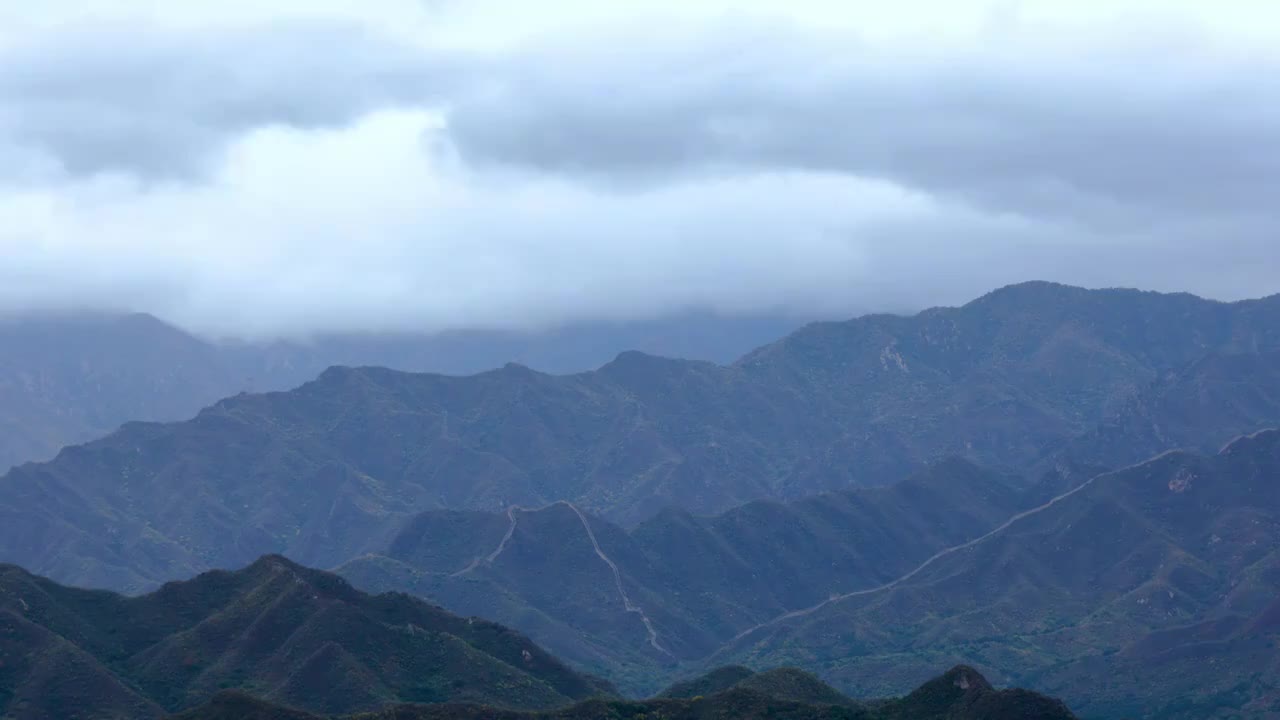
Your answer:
[3,283,1277,594]
[0,555,612,717]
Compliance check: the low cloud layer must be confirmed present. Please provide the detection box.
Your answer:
[2,1,1278,338]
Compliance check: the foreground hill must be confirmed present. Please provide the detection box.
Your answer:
[0,310,799,471]
[4,283,1280,593]
[172,665,1076,720]
[723,430,1280,719]
[0,556,612,717]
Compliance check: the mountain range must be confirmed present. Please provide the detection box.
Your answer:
[2,282,1279,718]
[724,429,1280,719]
[0,554,612,718]
[0,310,803,473]
[336,459,1027,692]
[3,283,1278,593]
[170,664,1076,720]
[0,555,1074,720]
[331,429,1280,718]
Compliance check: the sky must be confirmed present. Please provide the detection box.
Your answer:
[1,0,1277,338]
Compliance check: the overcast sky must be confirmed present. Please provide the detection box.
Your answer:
[2,1,1277,338]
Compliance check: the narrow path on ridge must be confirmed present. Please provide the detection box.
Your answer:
[487,505,520,562]
[447,500,675,658]
[717,450,1183,653]
[566,502,674,658]
[451,505,520,577]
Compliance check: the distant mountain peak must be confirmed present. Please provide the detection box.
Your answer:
[963,280,1235,315]
[609,349,656,363]
[492,361,551,381]
[983,279,1081,296]
[314,364,365,384]
[601,349,703,372]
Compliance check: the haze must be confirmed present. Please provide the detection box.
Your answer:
[2,0,1277,338]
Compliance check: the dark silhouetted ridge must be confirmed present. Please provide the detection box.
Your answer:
[736,668,856,706]
[170,664,1076,719]
[0,556,613,717]
[659,665,757,698]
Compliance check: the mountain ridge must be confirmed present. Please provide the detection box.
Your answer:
[5,284,1279,595]
[721,429,1280,718]
[3,283,1279,717]
[166,663,1076,720]
[0,554,614,717]
[0,555,1081,719]
[0,310,805,472]
[337,459,1030,692]
[337,431,1280,714]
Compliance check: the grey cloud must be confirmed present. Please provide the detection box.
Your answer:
[1,11,1278,339]
[0,20,451,179]
[445,30,1280,230]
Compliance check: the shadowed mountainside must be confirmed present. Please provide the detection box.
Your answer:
[1033,348,1280,495]
[3,283,1277,718]
[0,556,612,717]
[0,559,1079,719]
[337,460,1024,694]
[0,310,803,472]
[338,332,1280,697]
[721,430,1280,719]
[170,664,1075,720]
[3,283,1279,595]
[658,665,757,698]
[338,431,1280,716]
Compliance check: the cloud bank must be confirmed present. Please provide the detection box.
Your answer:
[2,1,1278,337]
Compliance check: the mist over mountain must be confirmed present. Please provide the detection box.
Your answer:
[6,1,1280,717]
[5,1,1280,340]
[2,282,1279,718]
[0,310,803,472]
[3,284,1278,593]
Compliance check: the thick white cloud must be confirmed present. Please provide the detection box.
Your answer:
[1,1,1278,337]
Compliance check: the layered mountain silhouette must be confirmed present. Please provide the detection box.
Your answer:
[3,283,1278,597]
[0,555,612,717]
[0,312,250,476]
[0,555,1077,720]
[0,310,801,472]
[718,667,857,706]
[337,460,1026,693]
[658,665,758,698]
[720,430,1280,719]
[170,663,1075,720]
[335,430,1280,715]
[2,282,1279,719]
